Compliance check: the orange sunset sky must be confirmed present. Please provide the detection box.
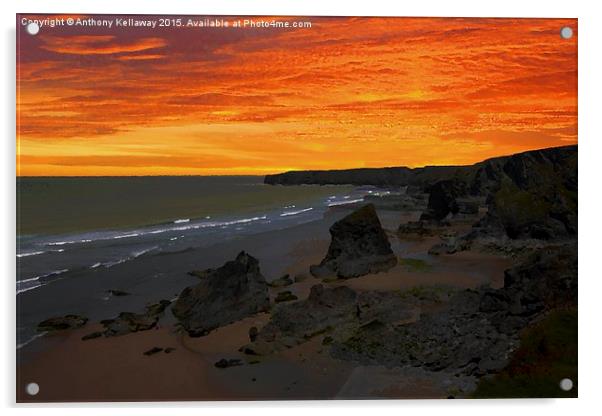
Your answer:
[17,16,577,176]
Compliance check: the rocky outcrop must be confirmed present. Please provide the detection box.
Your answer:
[473,147,577,240]
[330,243,577,376]
[265,145,575,194]
[241,284,415,355]
[214,358,243,369]
[172,251,270,337]
[100,299,171,337]
[266,145,577,243]
[275,291,298,303]
[420,180,464,221]
[268,274,293,288]
[37,314,88,332]
[310,204,397,279]
[265,165,469,188]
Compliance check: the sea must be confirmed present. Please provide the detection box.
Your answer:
[16,176,378,298]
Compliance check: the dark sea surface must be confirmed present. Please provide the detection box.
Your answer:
[16,176,373,298]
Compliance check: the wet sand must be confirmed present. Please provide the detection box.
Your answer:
[17,206,516,402]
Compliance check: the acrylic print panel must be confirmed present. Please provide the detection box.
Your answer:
[16,14,577,402]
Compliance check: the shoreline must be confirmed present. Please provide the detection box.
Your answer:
[17,202,518,401]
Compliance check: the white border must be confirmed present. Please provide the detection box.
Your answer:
[3,0,601,414]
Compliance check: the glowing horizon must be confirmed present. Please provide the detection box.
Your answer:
[17,16,577,176]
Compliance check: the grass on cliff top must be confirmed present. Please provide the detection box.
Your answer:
[472,308,577,398]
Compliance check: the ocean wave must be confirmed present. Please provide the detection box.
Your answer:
[89,246,159,270]
[16,251,45,258]
[41,215,269,247]
[112,233,141,240]
[327,198,364,207]
[16,269,69,295]
[280,207,313,217]
[173,218,190,224]
[17,331,47,350]
[46,239,92,246]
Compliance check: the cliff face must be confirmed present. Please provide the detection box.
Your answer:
[264,165,471,188]
[264,145,577,194]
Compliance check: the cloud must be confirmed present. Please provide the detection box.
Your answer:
[39,35,167,55]
[17,15,578,175]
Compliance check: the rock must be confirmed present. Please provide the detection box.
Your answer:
[330,243,577,377]
[470,146,577,240]
[249,326,258,342]
[275,291,298,303]
[145,299,172,316]
[37,314,88,332]
[81,331,103,341]
[172,251,270,337]
[100,299,171,337]
[214,358,243,369]
[187,269,213,279]
[310,204,397,279]
[501,244,577,313]
[164,347,176,354]
[293,273,309,283]
[420,180,465,221]
[397,221,435,236]
[269,274,293,288]
[107,289,130,297]
[143,347,163,356]
[242,284,415,355]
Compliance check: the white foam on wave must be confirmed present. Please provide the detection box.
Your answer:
[16,269,69,295]
[132,246,158,258]
[327,198,364,207]
[46,239,92,246]
[112,233,141,240]
[41,214,269,248]
[280,207,313,217]
[90,246,159,270]
[16,251,45,258]
[17,331,47,350]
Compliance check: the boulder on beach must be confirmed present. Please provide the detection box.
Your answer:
[107,289,131,297]
[100,299,171,337]
[268,274,293,288]
[310,204,397,279]
[275,290,298,303]
[172,251,270,337]
[420,180,465,221]
[214,358,243,369]
[37,314,88,332]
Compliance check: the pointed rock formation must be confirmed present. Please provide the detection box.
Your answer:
[172,251,270,337]
[310,204,397,278]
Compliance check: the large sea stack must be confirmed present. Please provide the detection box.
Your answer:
[172,251,270,337]
[310,204,397,279]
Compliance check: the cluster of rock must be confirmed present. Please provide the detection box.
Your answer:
[240,284,415,356]
[330,243,577,376]
[37,314,88,332]
[172,251,270,337]
[98,299,172,338]
[310,204,397,279]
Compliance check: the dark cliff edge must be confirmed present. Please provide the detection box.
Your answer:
[264,145,577,191]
